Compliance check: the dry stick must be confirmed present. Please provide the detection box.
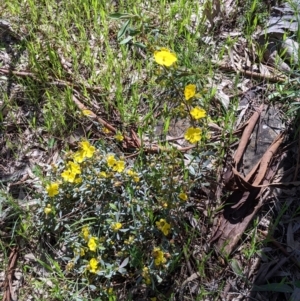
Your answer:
[234,104,264,167]
[2,247,18,301]
[72,95,118,135]
[217,63,287,83]
[73,94,196,153]
[252,133,284,186]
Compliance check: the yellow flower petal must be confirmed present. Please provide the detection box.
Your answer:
[184,84,196,100]
[111,222,122,232]
[184,127,202,144]
[156,219,171,236]
[88,237,98,252]
[46,182,59,197]
[190,106,206,120]
[107,154,117,167]
[79,140,95,158]
[152,247,167,266]
[88,258,99,273]
[82,109,93,116]
[112,160,125,173]
[154,48,177,67]
[44,204,52,216]
[82,226,90,242]
[115,132,124,141]
[179,192,188,201]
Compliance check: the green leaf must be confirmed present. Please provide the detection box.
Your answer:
[133,42,146,48]
[109,13,132,20]
[163,116,171,134]
[253,283,294,293]
[230,259,243,276]
[109,203,118,211]
[117,20,130,40]
[119,36,133,45]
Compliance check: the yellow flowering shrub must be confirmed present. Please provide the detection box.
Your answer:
[37,44,213,299]
[39,138,191,291]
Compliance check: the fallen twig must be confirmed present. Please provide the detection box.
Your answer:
[217,63,287,83]
[2,247,19,301]
[234,104,264,167]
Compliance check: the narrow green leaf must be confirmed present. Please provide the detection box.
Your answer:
[109,13,131,19]
[109,203,118,211]
[119,35,133,45]
[117,20,130,40]
[253,283,294,293]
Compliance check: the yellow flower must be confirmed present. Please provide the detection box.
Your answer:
[88,258,99,273]
[153,247,167,266]
[61,161,81,182]
[65,261,74,271]
[44,204,52,216]
[103,127,111,134]
[82,226,90,242]
[107,154,117,167]
[61,169,76,183]
[79,140,95,158]
[184,127,202,144]
[115,132,124,141]
[68,161,81,174]
[154,48,177,67]
[113,160,125,173]
[88,237,98,251]
[124,235,135,245]
[73,150,85,163]
[142,266,151,285]
[80,248,85,256]
[99,171,108,178]
[82,109,93,116]
[46,182,59,197]
[111,222,122,232]
[156,218,171,236]
[74,177,82,184]
[184,84,196,100]
[127,169,139,182]
[190,106,206,120]
[178,192,188,201]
